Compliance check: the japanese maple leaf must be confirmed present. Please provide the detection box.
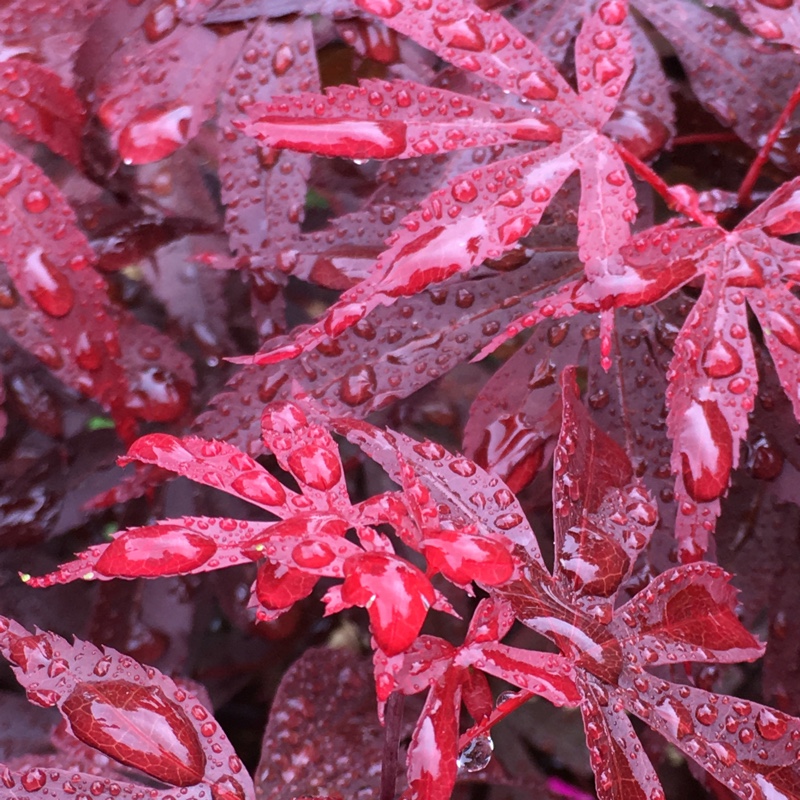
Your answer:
[0,616,255,800]
[27,400,493,656]
[233,0,639,366]
[593,178,800,561]
[374,597,580,800]
[336,367,796,800]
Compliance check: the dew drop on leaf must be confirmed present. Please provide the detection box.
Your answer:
[695,703,718,725]
[339,364,377,406]
[597,0,627,24]
[253,118,407,160]
[94,526,217,577]
[24,248,75,317]
[22,189,50,213]
[755,708,788,740]
[433,18,486,52]
[62,681,206,786]
[457,735,494,773]
[701,336,742,378]
[355,0,403,17]
[517,71,559,101]
[754,0,792,9]
[679,399,733,502]
[143,2,178,42]
[292,540,336,569]
[766,309,800,353]
[20,769,46,792]
[287,444,342,490]
[452,179,478,203]
[118,105,192,165]
[231,471,287,506]
[272,44,295,76]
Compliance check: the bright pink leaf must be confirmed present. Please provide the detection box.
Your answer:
[341,551,435,655]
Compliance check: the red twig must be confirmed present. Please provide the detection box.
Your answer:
[672,132,740,147]
[738,78,800,207]
[616,144,716,227]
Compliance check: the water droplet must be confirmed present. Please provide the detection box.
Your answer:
[324,302,368,338]
[118,104,193,165]
[755,0,791,9]
[767,310,800,353]
[262,401,308,434]
[597,0,627,24]
[452,179,478,203]
[95,526,217,577]
[695,703,718,725]
[449,458,477,477]
[355,0,402,17]
[339,364,377,406]
[455,288,474,308]
[457,735,493,772]
[272,44,294,76]
[679,399,733,502]
[433,17,485,51]
[593,55,623,86]
[126,366,191,422]
[93,656,112,677]
[287,445,342,490]
[62,681,206,785]
[701,336,742,378]
[413,441,445,460]
[292,540,336,569]
[756,708,788,740]
[24,248,74,317]
[592,30,617,50]
[143,1,178,42]
[517,71,558,101]
[495,512,523,530]
[231,470,287,506]
[22,189,50,213]
[253,117,407,160]
[21,770,46,792]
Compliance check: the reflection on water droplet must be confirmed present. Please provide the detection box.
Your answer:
[118,104,193,165]
[457,735,493,773]
[24,248,74,317]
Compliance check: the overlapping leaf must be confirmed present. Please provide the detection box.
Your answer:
[0,615,255,799]
[233,0,639,366]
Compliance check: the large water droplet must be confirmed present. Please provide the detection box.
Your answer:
[127,366,191,422]
[517,70,559,101]
[679,399,733,502]
[231,471,287,506]
[24,248,74,317]
[339,364,377,406]
[756,708,788,741]
[20,770,46,792]
[433,17,485,51]
[143,1,178,42]
[118,104,192,165]
[62,681,206,785]
[701,336,742,378]
[95,526,217,577]
[767,310,800,353]
[252,117,407,160]
[272,44,295,76]
[287,444,342,490]
[457,735,493,772]
[355,0,402,17]
[292,540,336,569]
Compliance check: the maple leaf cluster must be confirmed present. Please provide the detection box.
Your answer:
[3,0,800,799]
